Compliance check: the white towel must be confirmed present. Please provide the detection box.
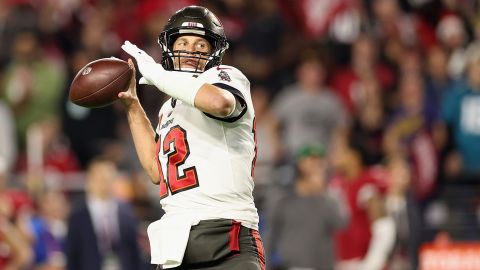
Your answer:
[147,215,200,269]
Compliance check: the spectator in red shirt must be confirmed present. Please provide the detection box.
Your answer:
[330,35,394,115]
[330,134,395,270]
[16,117,80,177]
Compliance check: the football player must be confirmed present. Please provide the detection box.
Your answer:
[118,5,264,270]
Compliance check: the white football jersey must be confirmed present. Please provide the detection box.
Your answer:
[154,65,259,230]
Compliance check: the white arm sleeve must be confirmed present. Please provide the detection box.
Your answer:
[141,62,203,107]
[360,216,396,270]
[121,41,202,106]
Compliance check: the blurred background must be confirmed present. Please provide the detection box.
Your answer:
[1,0,480,269]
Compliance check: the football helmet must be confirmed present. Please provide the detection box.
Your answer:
[158,6,229,73]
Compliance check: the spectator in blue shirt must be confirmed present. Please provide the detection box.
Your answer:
[442,43,480,176]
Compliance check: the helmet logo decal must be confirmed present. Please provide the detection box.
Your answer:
[181,22,204,28]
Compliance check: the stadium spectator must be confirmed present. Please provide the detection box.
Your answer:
[425,46,454,121]
[370,0,436,50]
[330,135,395,270]
[16,117,80,175]
[273,51,348,158]
[236,0,286,87]
[349,77,386,166]
[384,73,439,200]
[1,30,65,146]
[330,35,395,115]
[436,14,469,79]
[383,72,440,268]
[265,144,348,270]
[442,42,480,178]
[65,157,145,270]
[398,47,422,76]
[0,3,38,66]
[30,190,70,269]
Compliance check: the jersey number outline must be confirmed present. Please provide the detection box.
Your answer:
[156,125,199,198]
[251,117,258,178]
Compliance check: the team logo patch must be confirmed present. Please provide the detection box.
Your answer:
[218,70,231,82]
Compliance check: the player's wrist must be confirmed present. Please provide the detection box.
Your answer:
[124,97,141,111]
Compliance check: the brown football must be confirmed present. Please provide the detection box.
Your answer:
[69,58,133,108]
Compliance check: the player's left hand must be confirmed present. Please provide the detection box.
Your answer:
[121,40,162,85]
[118,59,139,108]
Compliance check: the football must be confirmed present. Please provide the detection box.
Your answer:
[69,58,133,108]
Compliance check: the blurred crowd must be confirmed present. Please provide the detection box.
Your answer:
[1,0,480,269]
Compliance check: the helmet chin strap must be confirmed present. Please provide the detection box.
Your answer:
[178,66,202,72]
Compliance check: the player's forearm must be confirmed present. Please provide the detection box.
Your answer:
[194,84,236,117]
[126,100,159,183]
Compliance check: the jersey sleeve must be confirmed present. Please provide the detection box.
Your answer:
[198,65,250,122]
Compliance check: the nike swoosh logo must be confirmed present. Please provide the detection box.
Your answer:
[216,66,231,70]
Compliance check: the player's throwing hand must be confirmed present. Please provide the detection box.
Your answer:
[118,59,138,108]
